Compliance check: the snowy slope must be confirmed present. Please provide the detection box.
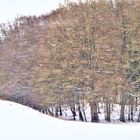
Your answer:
[0,100,140,140]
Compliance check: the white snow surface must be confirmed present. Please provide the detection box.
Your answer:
[0,100,140,140]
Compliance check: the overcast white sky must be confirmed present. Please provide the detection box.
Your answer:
[0,0,67,23]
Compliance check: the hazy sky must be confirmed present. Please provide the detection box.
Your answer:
[0,0,67,23]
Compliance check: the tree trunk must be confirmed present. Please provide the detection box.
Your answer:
[137,108,140,122]
[135,97,138,112]
[47,108,54,116]
[59,105,63,116]
[128,105,131,121]
[90,101,99,122]
[55,106,59,117]
[130,104,134,121]
[70,105,76,120]
[97,102,101,113]
[78,105,84,121]
[82,107,87,122]
[105,100,111,122]
[111,103,114,112]
[120,94,126,122]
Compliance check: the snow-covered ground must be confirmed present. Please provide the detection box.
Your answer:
[0,100,140,140]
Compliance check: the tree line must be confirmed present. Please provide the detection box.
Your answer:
[1,0,140,122]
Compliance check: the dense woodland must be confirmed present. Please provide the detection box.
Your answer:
[1,0,140,122]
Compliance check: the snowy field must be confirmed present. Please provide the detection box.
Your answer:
[0,100,140,140]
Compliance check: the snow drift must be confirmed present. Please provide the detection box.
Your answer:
[0,100,140,140]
